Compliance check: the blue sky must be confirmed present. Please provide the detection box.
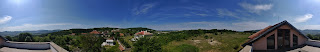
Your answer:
[0,0,319,31]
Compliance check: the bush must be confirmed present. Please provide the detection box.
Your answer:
[5,36,12,41]
[79,34,104,52]
[172,44,199,52]
[17,33,34,42]
[204,35,208,39]
[119,38,131,48]
[233,45,239,50]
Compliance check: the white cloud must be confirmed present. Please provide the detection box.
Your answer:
[295,14,313,23]
[216,8,239,18]
[195,14,208,17]
[0,23,83,31]
[147,21,269,31]
[0,16,12,24]
[133,3,156,15]
[232,21,269,30]
[146,21,226,30]
[239,3,273,14]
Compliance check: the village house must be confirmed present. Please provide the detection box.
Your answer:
[135,31,153,37]
[101,39,126,51]
[90,30,101,34]
[0,36,68,52]
[111,29,120,32]
[101,31,109,35]
[100,31,111,38]
[240,20,320,52]
[131,31,153,41]
[101,39,115,46]
[119,33,124,37]
[81,33,87,35]
[70,33,76,35]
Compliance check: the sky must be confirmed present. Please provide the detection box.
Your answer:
[0,0,319,31]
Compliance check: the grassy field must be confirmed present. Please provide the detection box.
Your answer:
[162,32,252,52]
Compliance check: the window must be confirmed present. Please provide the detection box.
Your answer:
[278,29,290,48]
[267,34,275,49]
[293,34,298,46]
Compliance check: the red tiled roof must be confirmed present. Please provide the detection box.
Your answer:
[135,31,152,35]
[119,33,124,36]
[248,26,273,39]
[81,33,87,34]
[90,30,100,34]
[135,31,145,35]
[247,21,286,39]
[70,33,76,35]
[119,44,125,51]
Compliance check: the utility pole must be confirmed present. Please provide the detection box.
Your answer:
[278,16,280,22]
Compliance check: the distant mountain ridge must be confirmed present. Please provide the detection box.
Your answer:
[300,30,320,35]
[156,30,179,31]
[0,30,61,36]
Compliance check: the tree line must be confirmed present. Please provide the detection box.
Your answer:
[306,34,320,40]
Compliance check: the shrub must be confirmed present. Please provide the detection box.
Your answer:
[204,35,208,39]
[119,38,131,48]
[233,45,239,50]
[173,44,199,52]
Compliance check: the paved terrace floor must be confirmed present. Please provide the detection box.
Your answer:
[287,45,320,52]
[0,47,51,52]
[252,45,320,52]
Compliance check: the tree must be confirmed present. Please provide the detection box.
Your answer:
[198,29,205,34]
[25,36,33,42]
[5,36,12,41]
[70,39,80,47]
[119,38,131,48]
[307,34,314,39]
[40,36,51,42]
[18,33,33,42]
[133,37,162,52]
[53,36,69,50]
[79,34,104,52]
